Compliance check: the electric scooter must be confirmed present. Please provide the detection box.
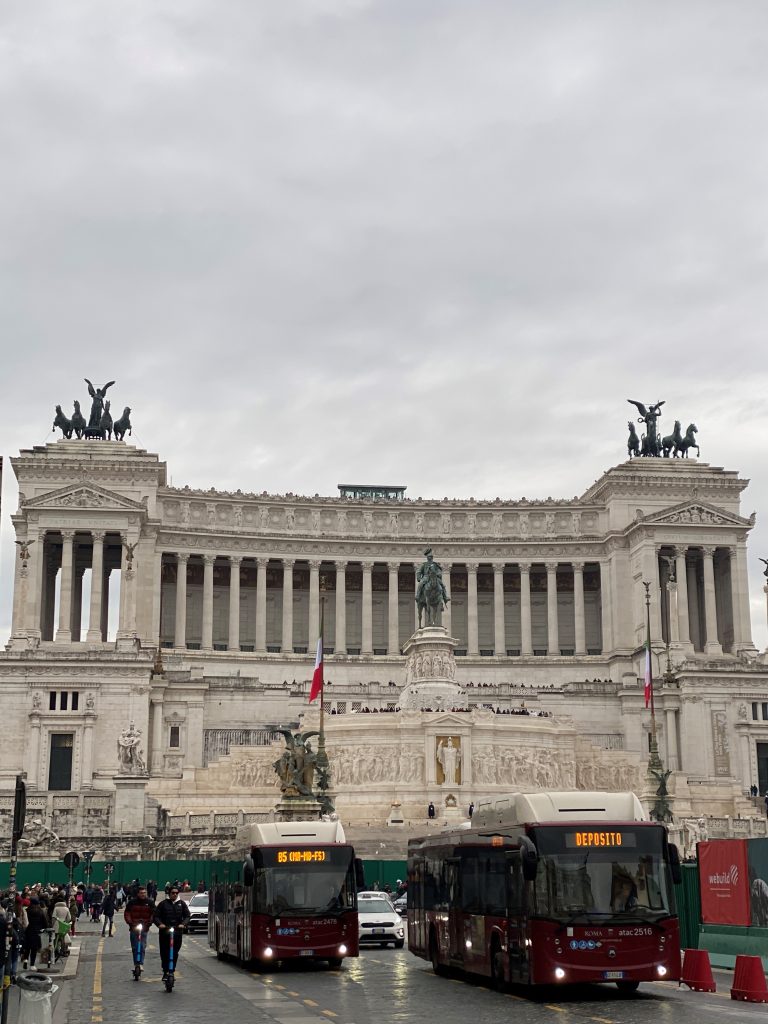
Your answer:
[164,927,175,992]
[132,923,144,981]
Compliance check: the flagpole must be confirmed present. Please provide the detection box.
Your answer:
[644,581,662,772]
[315,599,329,804]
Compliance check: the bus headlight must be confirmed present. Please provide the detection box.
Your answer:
[555,968,566,981]
[338,945,348,956]
[656,965,667,977]
[263,947,274,958]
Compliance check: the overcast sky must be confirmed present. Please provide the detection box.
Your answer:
[2,1,768,648]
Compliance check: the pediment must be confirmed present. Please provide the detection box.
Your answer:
[22,483,146,513]
[641,501,752,529]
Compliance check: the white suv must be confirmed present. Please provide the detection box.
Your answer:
[186,892,209,933]
[357,892,405,949]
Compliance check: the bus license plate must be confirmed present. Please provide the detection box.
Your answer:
[603,971,624,980]
[300,950,315,956]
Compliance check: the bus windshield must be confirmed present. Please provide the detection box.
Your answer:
[253,846,356,916]
[530,825,673,921]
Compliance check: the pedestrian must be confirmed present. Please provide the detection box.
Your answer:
[153,886,190,983]
[468,802,475,819]
[68,891,79,936]
[428,801,435,820]
[22,897,48,969]
[101,889,116,937]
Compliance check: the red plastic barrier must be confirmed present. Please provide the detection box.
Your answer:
[681,948,716,992]
[731,955,768,1003]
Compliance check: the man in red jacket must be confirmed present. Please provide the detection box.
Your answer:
[123,886,155,973]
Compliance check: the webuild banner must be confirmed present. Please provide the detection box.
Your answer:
[698,839,751,926]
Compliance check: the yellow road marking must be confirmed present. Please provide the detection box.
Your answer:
[274,983,286,990]
[589,1018,615,1023]
[303,998,319,1007]
[92,938,104,997]
[545,1006,567,1014]
[322,1012,338,1019]
[287,990,300,996]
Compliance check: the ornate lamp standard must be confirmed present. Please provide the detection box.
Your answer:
[644,581,672,822]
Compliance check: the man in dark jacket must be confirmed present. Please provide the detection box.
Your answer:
[124,886,155,969]
[101,889,116,937]
[153,887,190,979]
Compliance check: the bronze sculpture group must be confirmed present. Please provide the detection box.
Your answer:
[52,379,132,441]
[627,399,699,459]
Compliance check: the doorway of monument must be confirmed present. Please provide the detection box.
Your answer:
[757,742,768,797]
[48,732,74,790]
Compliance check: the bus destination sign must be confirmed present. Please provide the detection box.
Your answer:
[276,849,327,864]
[566,831,636,849]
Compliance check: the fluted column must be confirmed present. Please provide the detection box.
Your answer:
[702,546,722,655]
[546,562,559,655]
[152,549,163,646]
[599,560,612,654]
[493,563,505,656]
[228,556,241,651]
[55,530,75,642]
[674,546,691,646]
[519,563,533,655]
[27,714,42,788]
[255,558,268,653]
[665,708,679,771]
[29,528,45,639]
[81,714,95,787]
[281,559,294,653]
[687,558,702,650]
[388,562,400,655]
[442,564,452,635]
[361,561,373,655]
[174,554,188,648]
[735,542,756,652]
[308,560,321,645]
[335,561,347,654]
[573,561,586,656]
[202,555,215,651]
[467,563,479,655]
[86,531,106,642]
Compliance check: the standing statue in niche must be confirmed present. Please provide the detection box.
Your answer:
[117,722,146,775]
[437,737,461,785]
[416,548,450,627]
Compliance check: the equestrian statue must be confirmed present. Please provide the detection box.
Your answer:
[416,548,450,628]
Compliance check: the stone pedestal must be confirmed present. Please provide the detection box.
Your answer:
[399,626,466,710]
[274,796,323,822]
[113,774,149,833]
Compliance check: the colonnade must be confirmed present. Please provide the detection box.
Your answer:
[162,555,606,657]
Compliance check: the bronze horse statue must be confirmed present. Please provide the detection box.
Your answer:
[417,573,446,628]
[627,421,640,458]
[661,420,682,458]
[675,423,699,458]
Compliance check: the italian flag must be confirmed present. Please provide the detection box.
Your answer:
[309,635,323,703]
[644,640,652,709]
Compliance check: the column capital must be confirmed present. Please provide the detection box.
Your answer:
[572,561,585,573]
[282,558,295,570]
[176,552,189,565]
[202,553,216,566]
[91,529,106,543]
[229,555,243,567]
[256,557,269,569]
[61,529,75,542]
[466,562,479,573]
[335,559,348,572]
[673,545,688,559]
[387,561,400,573]
[493,562,506,574]
[309,559,322,572]
[545,561,558,573]
[702,545,717,559]
[518,561,531,574]
[361,561,374,572]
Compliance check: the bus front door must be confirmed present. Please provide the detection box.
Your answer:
[445,857,464,965]
[506,853,528,983]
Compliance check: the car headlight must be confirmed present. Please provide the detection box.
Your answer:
[397,928,404,937]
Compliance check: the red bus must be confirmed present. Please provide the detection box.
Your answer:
[408,791,682,994]
[210,819,363,969]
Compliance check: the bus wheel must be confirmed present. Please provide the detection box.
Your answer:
[616,980,640,996]
[490,940,506,992]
